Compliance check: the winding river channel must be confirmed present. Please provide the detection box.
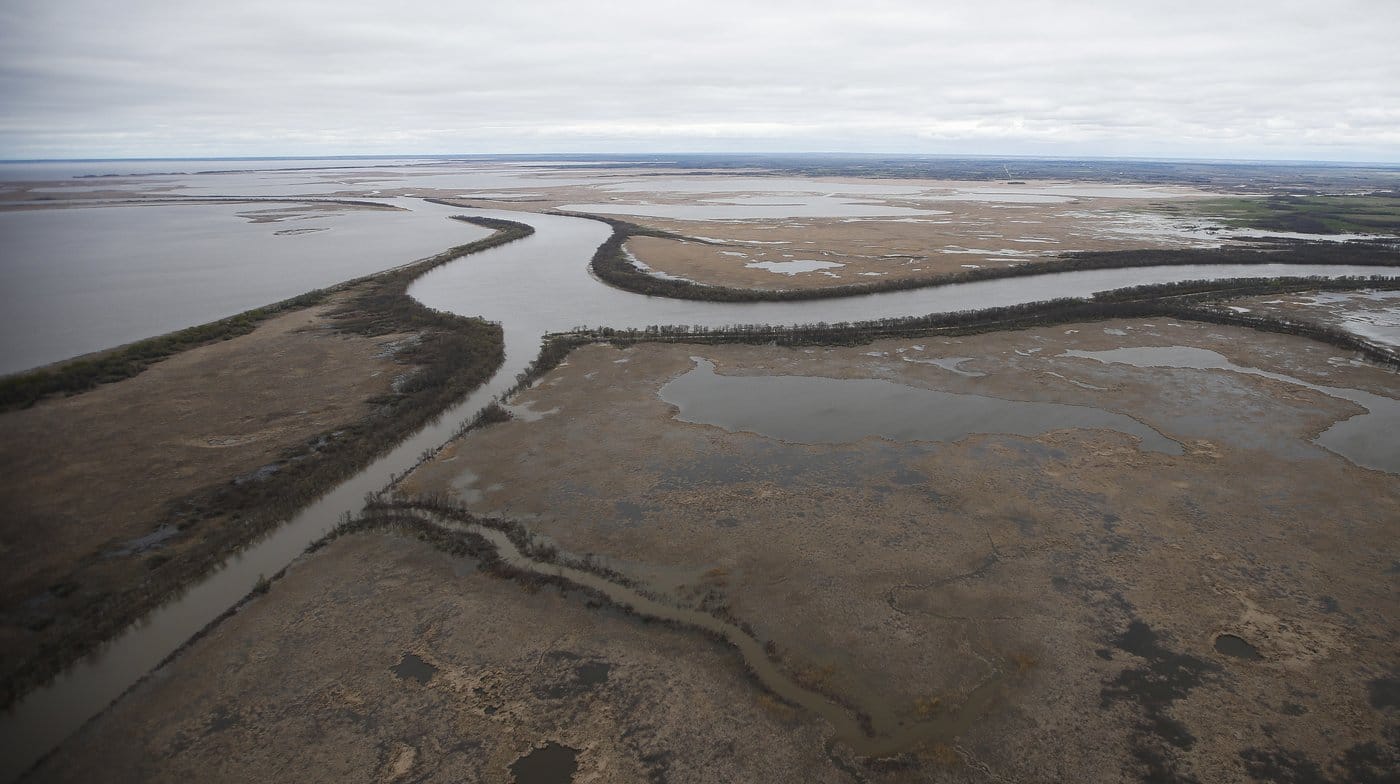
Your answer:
[2,196,1398,779]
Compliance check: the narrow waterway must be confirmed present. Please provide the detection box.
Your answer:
[2,199,1398,781]
[408,508,1007,758]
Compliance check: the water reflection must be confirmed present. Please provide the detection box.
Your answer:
[1063,346,1400,473]
[660,357,1181,452]
[0,202,491,374]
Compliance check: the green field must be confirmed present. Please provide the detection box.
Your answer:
[1161,194,1400,235]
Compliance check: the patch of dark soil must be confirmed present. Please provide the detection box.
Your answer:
[392,652,438,685]
[1101,618,1222,782]
[1241,739,1399,784]
[1368,677,1399,711]
[537,653,613,699]
[1214,633,1263,660]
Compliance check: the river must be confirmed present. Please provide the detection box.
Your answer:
[1,196,1397,781]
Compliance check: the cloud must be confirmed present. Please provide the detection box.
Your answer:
[2,0,1397,160]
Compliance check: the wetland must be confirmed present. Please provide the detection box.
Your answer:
[1,157,1397,783]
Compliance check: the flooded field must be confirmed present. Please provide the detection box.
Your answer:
[1062,345,1400,472]
[1222,288,1400,348]
[10,159,1388,319]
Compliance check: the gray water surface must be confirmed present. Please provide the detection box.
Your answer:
[660,358,1181,452]
[1063,346,1400,473]
[0,201,491,374]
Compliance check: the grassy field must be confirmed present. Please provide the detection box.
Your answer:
[1162,194,1400,235]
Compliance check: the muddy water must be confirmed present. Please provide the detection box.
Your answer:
[409,210,1400,333]
[427,513,1006,758]
[1062,346,1400,473]
[660,357,1181,453]
[4,201,1400,781]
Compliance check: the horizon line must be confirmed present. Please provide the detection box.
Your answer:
[3,151,1400,168]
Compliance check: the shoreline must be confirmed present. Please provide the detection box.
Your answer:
[0,217,533,711]
[551,208,1400,304]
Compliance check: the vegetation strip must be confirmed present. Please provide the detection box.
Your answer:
[565,210,1400,303]
[511,276,1399,377]
[0,215,529,411]
[0,217,533,711]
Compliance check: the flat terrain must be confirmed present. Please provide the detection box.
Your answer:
[48,318,1398,782]
[7,160,1397,782]
[0,293,418,705]
[403,321,1399,781]
[613,187,1226,290]
[33,531,847,784]
[1221,288,1400,349]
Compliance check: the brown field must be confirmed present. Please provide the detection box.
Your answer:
[617,202,1224,290]
[33,531,848,783]
[0,294,417,705]
[44,317,1398,782]
[455,177,1227,290]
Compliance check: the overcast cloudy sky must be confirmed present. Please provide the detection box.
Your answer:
[2,0,1397,161]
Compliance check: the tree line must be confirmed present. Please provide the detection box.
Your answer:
[553,275,1400,369]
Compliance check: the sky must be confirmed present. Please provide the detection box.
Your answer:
[1,0,1398,162]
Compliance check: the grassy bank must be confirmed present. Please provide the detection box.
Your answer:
[0,216,529,411]
[0,217,533,710]
[575,213,1400,303]
[539,275,1400,372]
[396,276,1397,497]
